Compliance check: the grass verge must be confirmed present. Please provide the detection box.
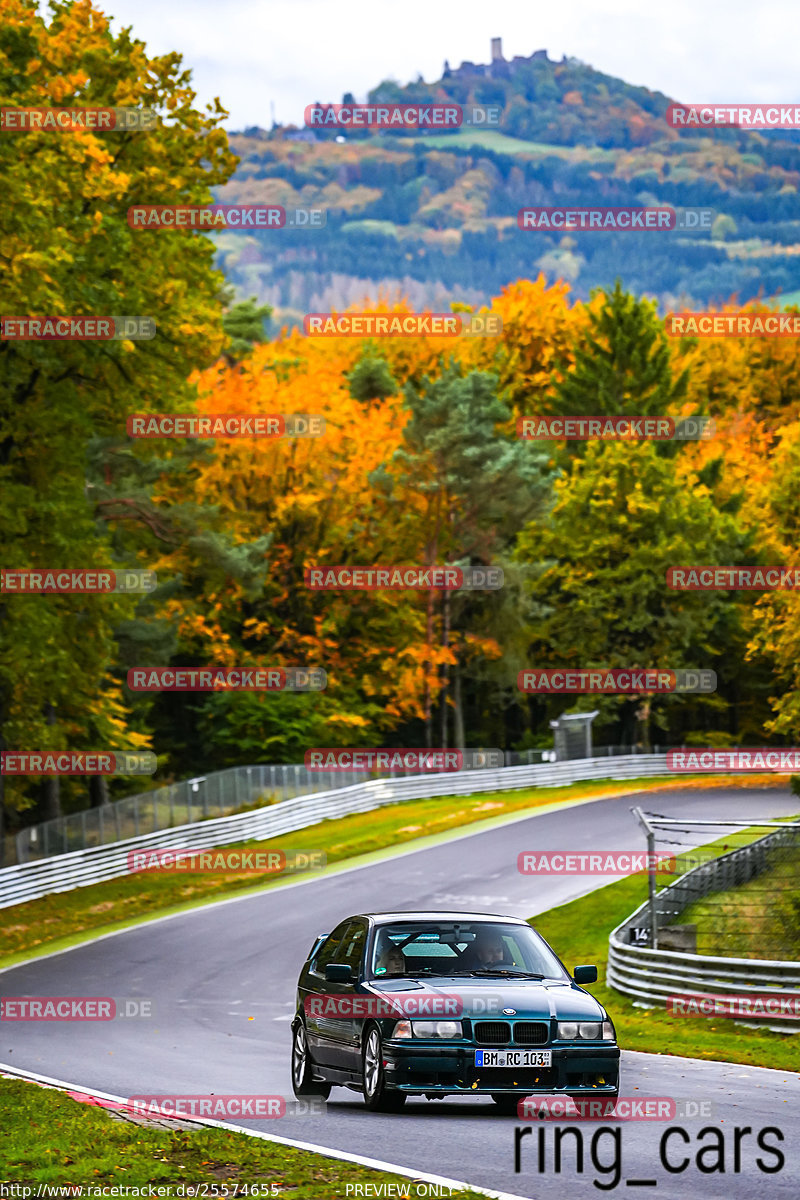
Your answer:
[676,845,800,961]
[3,774,783,969]
[532,824,800,1073]
[0,1076,486,1192]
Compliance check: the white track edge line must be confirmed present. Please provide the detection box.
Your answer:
[0,1060,531,1200]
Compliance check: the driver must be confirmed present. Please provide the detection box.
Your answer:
[467,931,507,967]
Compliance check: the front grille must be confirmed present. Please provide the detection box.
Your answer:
[474,1021,511,1045]
[513,1021,549,1046]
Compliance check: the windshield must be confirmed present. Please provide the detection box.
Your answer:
[369,921,567,980]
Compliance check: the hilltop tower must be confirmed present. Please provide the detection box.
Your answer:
[491,37,504,61]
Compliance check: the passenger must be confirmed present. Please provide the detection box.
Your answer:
[376,945,406,976]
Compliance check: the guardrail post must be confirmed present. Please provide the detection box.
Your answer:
[647,829,659,948]
[632,806,659,949]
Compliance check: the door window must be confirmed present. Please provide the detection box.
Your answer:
[336,921,367,976]
[312,920,351,975]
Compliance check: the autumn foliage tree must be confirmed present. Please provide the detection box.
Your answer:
[0,0,236,845]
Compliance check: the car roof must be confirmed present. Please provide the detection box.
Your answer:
[357,911,529,925]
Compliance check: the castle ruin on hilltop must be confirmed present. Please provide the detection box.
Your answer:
[442,38,552,81]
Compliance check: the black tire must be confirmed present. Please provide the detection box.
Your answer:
[362,1025,406,1112]
[491,1093,523,1115]
[291,1021,331,1099]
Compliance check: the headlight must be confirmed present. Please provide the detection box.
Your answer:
[579,1022,601,1039]
[558,1020,604,1039]
[412,1020,463,1038]
[602,1020,616,1041]
[431,1020,462,1038]
[391,1020,463,1039]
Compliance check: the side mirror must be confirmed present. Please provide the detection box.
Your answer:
[325,963,353,983]
[573,965,598,984]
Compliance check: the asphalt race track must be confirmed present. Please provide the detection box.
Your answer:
[2,786,799,1199]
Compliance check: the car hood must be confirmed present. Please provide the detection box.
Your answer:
[365,977,605,1021]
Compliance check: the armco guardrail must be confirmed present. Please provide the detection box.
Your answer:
[14,744,673,864]
[0,753,670,909]
[607,827,800,1031]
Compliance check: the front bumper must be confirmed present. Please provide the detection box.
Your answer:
[382,1042,620,1094]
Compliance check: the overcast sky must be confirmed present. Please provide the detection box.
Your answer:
[97,0,800,130]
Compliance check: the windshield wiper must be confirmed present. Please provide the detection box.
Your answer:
[468,969,546,978]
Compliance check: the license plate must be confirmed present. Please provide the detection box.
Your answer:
[475,1049,552,1068]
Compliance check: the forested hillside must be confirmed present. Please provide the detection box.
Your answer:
[216,47,800,322]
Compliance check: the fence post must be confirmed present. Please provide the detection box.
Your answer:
[632,806,659,949]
